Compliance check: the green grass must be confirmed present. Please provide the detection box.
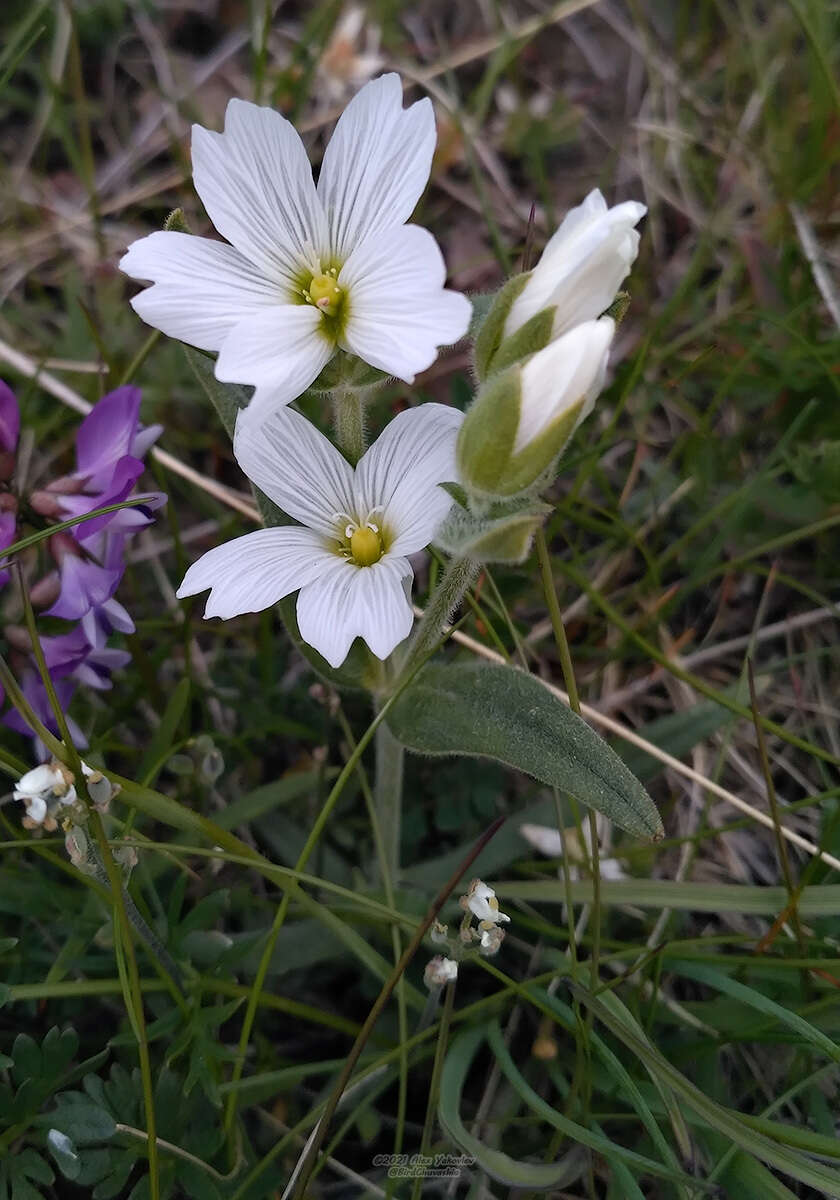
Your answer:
[1,1,840,1197]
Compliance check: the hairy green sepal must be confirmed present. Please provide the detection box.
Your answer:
[473,273,529,379]
[457,366,586,500]
[436,496,550,563]
[386,662,663,839]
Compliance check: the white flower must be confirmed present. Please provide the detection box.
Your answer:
[463,879,510,927]
[120,74,471,428]
[424,956,458,988]
[514,317,614,455]
[176,403,463,668]
[14,762,76,826]
[13,759,117,827]
[505,189,646,341]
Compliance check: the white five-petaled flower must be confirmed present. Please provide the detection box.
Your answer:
[504,188,647,341]
[120,74,472,428]
[176,403,463,668]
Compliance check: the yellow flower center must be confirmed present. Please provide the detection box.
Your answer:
[350,525,383,567]
[306,271,343,317]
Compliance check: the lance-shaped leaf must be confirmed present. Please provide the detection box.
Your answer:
[386,662,662,839]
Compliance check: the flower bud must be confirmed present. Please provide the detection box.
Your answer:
[504,189,646,342]
[424,956,458,989]
[457,318,614,499]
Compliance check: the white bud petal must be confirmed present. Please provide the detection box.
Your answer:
[514,318,614,455]
[505,189,646,339]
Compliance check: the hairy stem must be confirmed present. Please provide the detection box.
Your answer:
[332,388,366,464]
[374,719,404,882]
[399,556,480,680]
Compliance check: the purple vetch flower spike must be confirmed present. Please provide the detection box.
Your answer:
[74,386,162,491]
[44,535,122,622]
[0,382,20,455]
[39,386,165,540]
[0,508,17,589]
[40,626,131,691]
[4,670,87,761]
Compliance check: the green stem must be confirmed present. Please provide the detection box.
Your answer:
[411,979,456,1200]
[222,642,445,1149]
[534,526,600,1142]
[332,388,366,464]
[289,815,505,1199]
[374,720,404,882]
[399,556,480,680]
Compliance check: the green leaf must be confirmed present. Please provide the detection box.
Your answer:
[183,346,248,439]
[44,1095,116,1145]
[136,678,191,787]
[670,961,840,1062]
[386,662,663,839]
[47,1130,81,1181]
[439,1025,588,1189]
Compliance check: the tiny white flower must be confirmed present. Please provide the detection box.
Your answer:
[505,189,646,341]
[479,926,505,956]
[120,74,471,428]
[424,955,458,988]
[14,761,76,827]
[463,879,510,927]
[514,317,614,455]
[176,403,463,668]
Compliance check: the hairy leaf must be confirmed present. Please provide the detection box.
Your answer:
[387,662,662,838]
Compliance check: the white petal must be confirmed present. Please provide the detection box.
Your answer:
[317,74,436,261]
[506,189,646,338]
[339,224,471,380]
[516,318,614,454]
[120,232,281,352]
[215,304,333,397]
[296,554,414,667]
[192,99,328,288]
[354,404,463,556]
[234,406,355,538]
[176,526,334,619]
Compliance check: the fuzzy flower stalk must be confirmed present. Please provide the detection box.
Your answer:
[120,74,471,428]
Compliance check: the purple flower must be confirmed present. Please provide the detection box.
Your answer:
[0,382,20,454]
[45,552,122,622]
[45,531,136,636]
[41,626,131,691]
[45,387,165,539]
[0,509,17,589]
[4,670,87,761]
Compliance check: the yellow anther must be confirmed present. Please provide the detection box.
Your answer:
[350,525,383,567]
[308,272,343,316]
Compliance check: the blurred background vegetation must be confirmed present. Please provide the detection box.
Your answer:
[1,1,840,1197]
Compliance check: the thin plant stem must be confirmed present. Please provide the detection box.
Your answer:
[747,659,804,949]
[332,388,366,464]
[410,979,456,1200]
[223,640,450,1147]
[374,719,404,882]
[534,526,600,1154]
[335,706,409,1194]
[288,815,506,1200]
[399,556,480,679]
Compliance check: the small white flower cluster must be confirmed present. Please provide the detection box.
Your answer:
[460,878,510,956]
[14,760,118,831]
[422,878,511,988]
